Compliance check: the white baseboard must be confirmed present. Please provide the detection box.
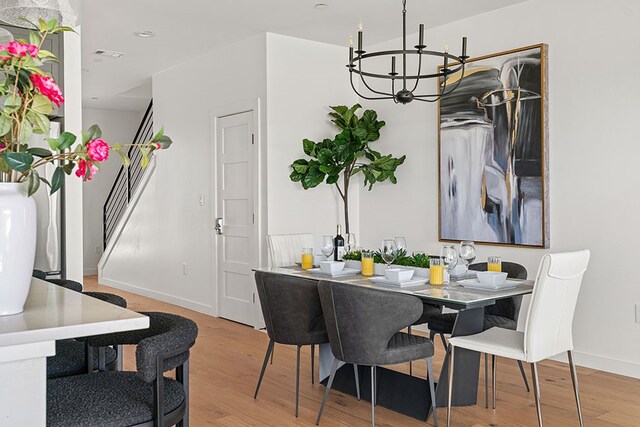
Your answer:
[551,350,640,379]
[100,277,218,317]
[83,268,98,276]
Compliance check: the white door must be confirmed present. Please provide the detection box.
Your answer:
[215,111,258,326]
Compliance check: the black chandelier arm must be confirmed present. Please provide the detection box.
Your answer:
[409,49,424,93]
[349,72,395,100]
[411,62,467,101]
[349,69,393,99]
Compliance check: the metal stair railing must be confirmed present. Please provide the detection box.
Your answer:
[102,101,154,249]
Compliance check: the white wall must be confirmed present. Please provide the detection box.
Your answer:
[100,34,269,314]
[358,0,640,377]
[265,33,359,241]
[81,108,144,275]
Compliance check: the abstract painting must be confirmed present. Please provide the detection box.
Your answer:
[438,44,549,248]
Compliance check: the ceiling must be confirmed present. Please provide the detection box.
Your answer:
[81,0,524,111]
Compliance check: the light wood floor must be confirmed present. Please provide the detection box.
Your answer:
[84,276,640,426]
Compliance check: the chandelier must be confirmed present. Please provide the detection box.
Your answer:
[0,0,82,28]
[348,0,469,104]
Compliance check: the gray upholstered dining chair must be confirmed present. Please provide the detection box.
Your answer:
[253,271,359,417]
[424,261,531,406]
[316,280,438,427]
[47,311,198,427]
[446,250,590,427]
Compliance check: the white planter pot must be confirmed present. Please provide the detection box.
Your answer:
[344,260,362,270]
[0,183,36,316]
[413,267,430,279]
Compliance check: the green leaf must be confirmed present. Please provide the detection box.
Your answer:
[26,147,52,158]
[302,139,316,157]
[3,152,34,172]
[0,115,10,137]
[31,94,54,115]
[291,159,309,174]
[154,135,172,149]
[62,163,75,175]
[4,94,22,113]
[26,110,50,134]
[27,170,40,196]
[50,167,64,194]
[47,137,60,151]
[0,156,9,173]
[302,171,325,189]
[20,121,33,142]
[57,132,77,151]
[317,148,334,164]
[29,31,40,46]
[117,151,131,168]
[326,174,340,184]
[86,124,102,141]
[289,171,302,182]
[150,127,164,142]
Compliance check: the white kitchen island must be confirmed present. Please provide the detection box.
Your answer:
[0,278,149,426]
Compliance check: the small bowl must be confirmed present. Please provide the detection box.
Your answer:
[476,271,508,286]
[385,268,414,282]
[320,261,345,274]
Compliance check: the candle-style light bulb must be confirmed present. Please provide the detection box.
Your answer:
[391,56,396,74]
[462,36,467,57]
[444,43,449,53]
[349,35,353,47]
[358,20,363,31]
[418,24,424,47]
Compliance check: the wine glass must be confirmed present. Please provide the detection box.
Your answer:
[346,233,357,253]
[381,239,397,269]
[320,235,334,260]
[394,236,407,256]
[459,241,476,278]
[440,244,458,285]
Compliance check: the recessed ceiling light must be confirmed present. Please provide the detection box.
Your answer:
[94,49,126,58]
[314,3,328,10]
[135,30,155,38]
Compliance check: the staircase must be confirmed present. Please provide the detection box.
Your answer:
[102,101,154,249]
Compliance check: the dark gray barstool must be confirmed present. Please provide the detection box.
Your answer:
[316,280,438,427]
[253,271,360,417]
[427,261,530,407]
[47,312,197,427]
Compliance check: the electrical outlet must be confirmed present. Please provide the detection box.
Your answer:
[95,245,101,255]
[198,194,205,207]
[182,263,188,276]
[636,304,640,324]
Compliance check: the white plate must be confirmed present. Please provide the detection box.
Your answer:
[370,276,428,287]
[307,268,360,277]
[458,278,520,291]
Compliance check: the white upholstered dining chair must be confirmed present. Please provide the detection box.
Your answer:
[267,233,314,267]
[446,250,590,427]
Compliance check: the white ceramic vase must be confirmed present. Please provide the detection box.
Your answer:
[0,183,36,315]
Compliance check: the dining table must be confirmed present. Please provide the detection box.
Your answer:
[253,266,534,421]
[0,278,149,425]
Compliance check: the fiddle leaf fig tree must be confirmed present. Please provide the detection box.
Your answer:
[289,104,406,233]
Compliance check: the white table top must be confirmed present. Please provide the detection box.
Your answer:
[0,278,149,347]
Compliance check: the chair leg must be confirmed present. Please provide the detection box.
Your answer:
[316,359,339,425]
[484,353,489,409]
[85,342,94,373]
[517,360,531,392]
[116,345,123,371]
[567,351,584,427]
[446,346,455,427]
[98,347,106,371]
[254,340,274,399]
[408,326,413,376]
[270,344,274,364]
[440,333,448,352]
[427,357,438,427]
[311,344,315,385]
[176,359,190,427]
[353,364,361,400]
[371,366,376,427]
[372,366,377,406]
[295,345,301,417]
[492,354,497,410]
[531,362,543,427]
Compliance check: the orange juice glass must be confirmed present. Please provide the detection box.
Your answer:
[488,256,502,272]
[361,251,374,276]
[429,258,444,286]
[301,248,314,270]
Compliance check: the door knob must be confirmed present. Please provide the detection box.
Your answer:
[215,217,223,235]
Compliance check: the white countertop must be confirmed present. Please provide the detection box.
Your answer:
[0,278,149,347]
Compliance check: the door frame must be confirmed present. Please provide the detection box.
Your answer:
[210,98,266,328]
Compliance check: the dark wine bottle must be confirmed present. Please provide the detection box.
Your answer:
[334,224,345,261]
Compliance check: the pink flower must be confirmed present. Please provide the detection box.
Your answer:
[0,43,10,61]
[6,41,39,57]
[75,159,98,181]
[30,74,64,107]
[86,138,110,162]
[0,142,5,150]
